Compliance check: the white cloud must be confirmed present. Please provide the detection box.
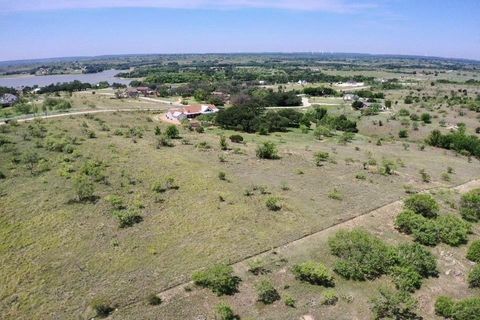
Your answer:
[0,0,374,13]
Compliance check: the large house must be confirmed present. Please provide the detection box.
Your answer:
[0,93,18,107]
[166,104,219,121]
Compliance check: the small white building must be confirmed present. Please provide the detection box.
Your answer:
[166,104,219,121]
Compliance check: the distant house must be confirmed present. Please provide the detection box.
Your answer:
[0,93,18,107]
[136,86,155,96]
[166,104,219,121]
[343,94,359,102]
[297,80,308,85]
[126,88,139,98]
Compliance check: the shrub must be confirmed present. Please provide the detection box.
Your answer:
[466,240,480,262]
[112,209,143,228]
[328,188,343,200]
[215,302,235,320]
[218,171,226,181]
[219,135,228,150]
[255,279,280,304]
[73,174,94,201]
[395,243,438,278]
[421,113,432,123]
[328,229,397,280]
[192,264,240,296]
[314,125,333,140]
[411,218,441,246]
[229,134,244,143]
[284,295,296,307]
[152,177,178,193]
[404,194,439,218]
[90,298,114,318]
[247,259,269,275]
[0,170,5,179]
[437,215,471,246]
[380,159,397,176]
[467,265,480,288]
[390,266,422,292]
[265,197,282,211]
[165,125,179,139]
[435,296,455,318]
[156,136,174,148]
[292,261,334,287]
[460,189,480,222]
[256,142,278,159]
[453,297,480,320]
[314,151,330,166]
[80,160,106,183]
[399,130,408,138]
[105,195,125,210]
[322,289,339,305]
[147,293,162,306]
[154,126,162,136]
[395,210,425,234]
[370,288,418,320]
[419,169,431,183]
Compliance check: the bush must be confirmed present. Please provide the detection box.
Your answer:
[399,130,409,138]
[453,297,480,320]
[328,229,397,280]
[219,135,228,150]
[436,215,471,246]
[105,195,125,210]
[466,240,480,262]
[147,293,162,306]
[165,125,179,139]
[314,151,330,166]
[192,264,240,296]
[394,210,425,234]
[229,134,244,143]
[421,113,432,124]
[112,209,143,228]
[435,296,455,318]
[152,177,178,193]
[380,159,397,176]
[468,265,480,288]
[460,189,480,222]
[284,295,296,307]
[292,261,335,287]
[404,194,439,218]
[265,197,281,211]
[322,289,338,305]
[255,279,280,304]
[215,302,235,320]
[256,141,278,159]
[90,298,114,318]
[0,170,5,179]
[370,288,418,320]
[314,125,333,140]
[396,243,438,278]
[390,266,422,292]
[73,174,94,201]
[156,136,174,148]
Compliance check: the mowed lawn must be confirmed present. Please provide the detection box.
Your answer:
[0,112,479,319]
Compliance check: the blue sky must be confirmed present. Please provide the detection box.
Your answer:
[0,0,479,61]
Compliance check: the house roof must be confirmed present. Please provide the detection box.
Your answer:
[168,104,219,117]
[0,94,18,104]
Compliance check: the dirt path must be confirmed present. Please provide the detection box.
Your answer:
[0,107,169,126]
[153,178,480,303]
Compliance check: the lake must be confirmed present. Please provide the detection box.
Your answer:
[0,69,132,88]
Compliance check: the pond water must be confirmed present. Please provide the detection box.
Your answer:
[0,69,132,88]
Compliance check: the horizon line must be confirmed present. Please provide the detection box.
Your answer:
[1,51,479,65]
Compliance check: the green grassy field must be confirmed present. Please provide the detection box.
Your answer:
[1,107,479,319]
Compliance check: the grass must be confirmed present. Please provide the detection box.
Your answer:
[0,101,479,319]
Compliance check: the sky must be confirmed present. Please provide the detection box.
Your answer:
[0,0,479,61]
